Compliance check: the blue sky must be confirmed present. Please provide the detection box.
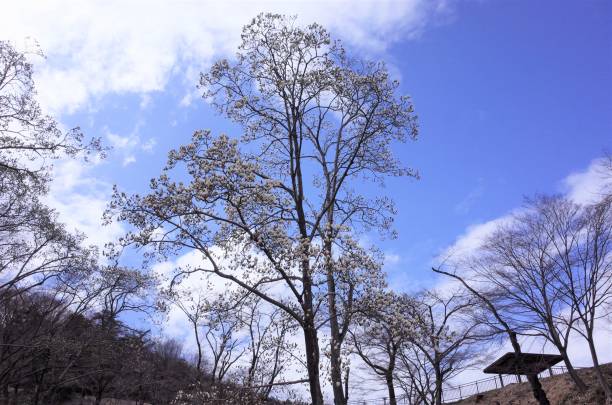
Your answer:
[34,0,610,290]
[383,0,612,288]
[3,0,611,393]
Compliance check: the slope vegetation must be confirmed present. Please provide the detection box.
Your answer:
[452,363,612,405]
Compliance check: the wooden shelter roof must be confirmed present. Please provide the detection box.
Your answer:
[483,352,563,375]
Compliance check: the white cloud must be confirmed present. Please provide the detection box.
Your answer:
[141,138,157,152]
[139,93,152,110]
[1,0,452,115]
[107,133,132,150]
[385,252,401,267]
[105,123,156,166]
[122,155,136,166]
[438,215,512,266]
[562,157,612,205]
[45,157,124,249]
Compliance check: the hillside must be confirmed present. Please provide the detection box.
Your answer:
[452,363,612,405]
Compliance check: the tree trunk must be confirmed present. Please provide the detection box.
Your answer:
[522,374,548,403]
[434,366,443,405]
[193,320,203,381]
[430,270,552,405]
[9,384,15,405]
[323,207,347,405]
[303,320,324,405]
[558,346,587,392]
[385,373,397,405]
[302,266,324,405]
[328,315,346,405]
[343,367,350,404]
[327,293,346,404]
[32,385,41,405]
[1,385,8,405]
[587,333,612,401]
[507,332,550,405]
[326,258,346,405]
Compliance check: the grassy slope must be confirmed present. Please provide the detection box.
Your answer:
[451,363,612,405]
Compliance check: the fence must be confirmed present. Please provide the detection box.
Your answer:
[345,365,580,405]
[441,365,578,402]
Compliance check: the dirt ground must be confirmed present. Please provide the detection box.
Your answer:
[450,363,612,405]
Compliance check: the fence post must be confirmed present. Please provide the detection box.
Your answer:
[476,380,479,394]
[499,374,504,388]
[517,374,522,383]
[458,385,462,399]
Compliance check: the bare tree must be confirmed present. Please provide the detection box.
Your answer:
[0,40,102,304]
[0,184,99,301]
[165,289,209,379]
[433,186,612,403]
[0,286,96,405]
[108,13,417,405]
[165,288,247,385]
[75,266,155,405]
[574,196,612,400]
[145,339,195,404]
[0,40,102,190]
[94,266,156,321]
[204,299,246,385]
[396,290,483,405]
[0,287,207,404]
[463,201,589,391]
[526,195,612,399]
[349,292,413,405]
[399,342,435,405]
[433,267,552,405]
[0,43,106,404]
[239,296,297,400]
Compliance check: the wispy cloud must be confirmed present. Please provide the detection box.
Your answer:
[384,252,402,267]
[45,157,124,249]
[106,122,156,166]
[454,179,485,215]
[440,157,612,265]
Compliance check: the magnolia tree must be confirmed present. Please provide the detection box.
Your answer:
[349,292,415,405]
[108,13,417,405]
[238,295,298,400]
[318,236,387,403]
[0,40,102,301]
[0,41,102,190]
[0,41,168,405]
[349,290,482,405]
[163,278,298,399]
